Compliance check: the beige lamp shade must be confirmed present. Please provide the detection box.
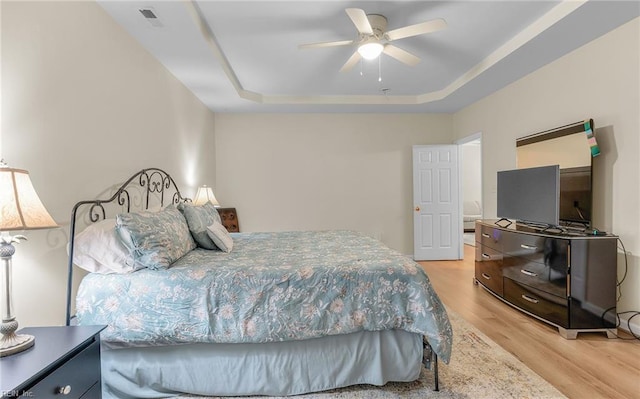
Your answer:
[193,185,220,207]
[0,167,58,231]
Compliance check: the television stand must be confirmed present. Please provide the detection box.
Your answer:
[474,220,617,339]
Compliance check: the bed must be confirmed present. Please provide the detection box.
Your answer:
[65,168,453,399]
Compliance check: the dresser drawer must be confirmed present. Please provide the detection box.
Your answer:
[504,278,568,327]
[502,233,568,269]
[29,339,101,399]
[503,256,566,298]
[475,223,503,251]
[502,232,545,260]
[475,245,503,296]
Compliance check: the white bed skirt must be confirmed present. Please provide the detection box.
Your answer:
[102,329,423,398]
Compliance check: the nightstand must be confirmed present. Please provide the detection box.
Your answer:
[1,325,106,398]
[217,207,240,232]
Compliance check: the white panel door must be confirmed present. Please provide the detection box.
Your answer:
[413,145,461,260]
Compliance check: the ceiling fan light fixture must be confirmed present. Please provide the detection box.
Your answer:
[358,42,384,60]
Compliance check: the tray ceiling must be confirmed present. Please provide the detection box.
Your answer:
[97,1,640,113]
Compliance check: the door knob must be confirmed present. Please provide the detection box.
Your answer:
[415,206,420,212]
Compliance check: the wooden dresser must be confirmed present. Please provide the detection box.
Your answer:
[474,220,617,339]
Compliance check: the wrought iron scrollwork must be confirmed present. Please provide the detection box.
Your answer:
[137,169,183,210]
[118,189,131,213]
[88,203,106,223]
[172,191,184,205]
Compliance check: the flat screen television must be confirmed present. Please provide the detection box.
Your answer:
[497,165,560,226]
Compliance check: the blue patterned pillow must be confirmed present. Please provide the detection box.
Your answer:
[116,206,196,270]
[177,201,222,250]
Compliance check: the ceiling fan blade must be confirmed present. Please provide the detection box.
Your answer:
[383,45,421,66]
[298,40,354,49]
[340,51,362,72]
[345,8,373,35]
[385,18,447,41]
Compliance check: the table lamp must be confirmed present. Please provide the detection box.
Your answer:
[193,185,220,207]
[0,161,58,357]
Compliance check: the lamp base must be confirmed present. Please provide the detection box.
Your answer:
[1,236,36,357]
[0,331,35,357]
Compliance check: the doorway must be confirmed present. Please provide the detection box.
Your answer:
[456,133,483,248]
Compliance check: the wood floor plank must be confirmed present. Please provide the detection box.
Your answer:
[420,244,640,399]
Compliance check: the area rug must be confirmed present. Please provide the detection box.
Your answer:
[177,309,566,399]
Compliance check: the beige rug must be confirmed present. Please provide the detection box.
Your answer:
[179,309,566,398]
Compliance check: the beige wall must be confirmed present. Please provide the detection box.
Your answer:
[214,113,452,254]
[1,1,216,327]
[453,18,640,330]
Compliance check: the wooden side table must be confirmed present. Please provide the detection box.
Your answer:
[217,207,240,232]
[1,325,106,398]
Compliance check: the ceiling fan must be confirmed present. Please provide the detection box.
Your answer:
[299,8,447,72]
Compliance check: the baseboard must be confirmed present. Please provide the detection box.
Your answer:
[618,313,640,337]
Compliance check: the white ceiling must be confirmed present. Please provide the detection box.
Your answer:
[97,1,639,113]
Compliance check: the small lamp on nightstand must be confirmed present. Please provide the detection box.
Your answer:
[0,160,58,357]
[193,185,220,207]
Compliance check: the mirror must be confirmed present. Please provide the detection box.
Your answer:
[516,120,594,228]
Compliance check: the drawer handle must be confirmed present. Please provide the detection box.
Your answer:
[520,269,538,277]
[481,253,490,259]
[482,233,491,238]
[521,294,539,304]
[481,273,491,280]
[520,244,537,250]
[57,385,72,395]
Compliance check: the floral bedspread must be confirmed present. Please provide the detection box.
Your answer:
[76,230,453,363]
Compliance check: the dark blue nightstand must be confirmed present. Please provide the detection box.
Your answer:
[1,325,106,398]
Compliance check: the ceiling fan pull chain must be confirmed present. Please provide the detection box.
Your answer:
[378,56,382,82]
[360,59,364,77]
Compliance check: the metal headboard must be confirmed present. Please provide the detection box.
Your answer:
[65,168,188,326]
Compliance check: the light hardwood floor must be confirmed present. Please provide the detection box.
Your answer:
[419,244,640,399]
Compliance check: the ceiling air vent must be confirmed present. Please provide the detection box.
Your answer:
[139,8,163,28]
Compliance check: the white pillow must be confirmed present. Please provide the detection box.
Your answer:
[72,219,139,274]
[206,220,233,253]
